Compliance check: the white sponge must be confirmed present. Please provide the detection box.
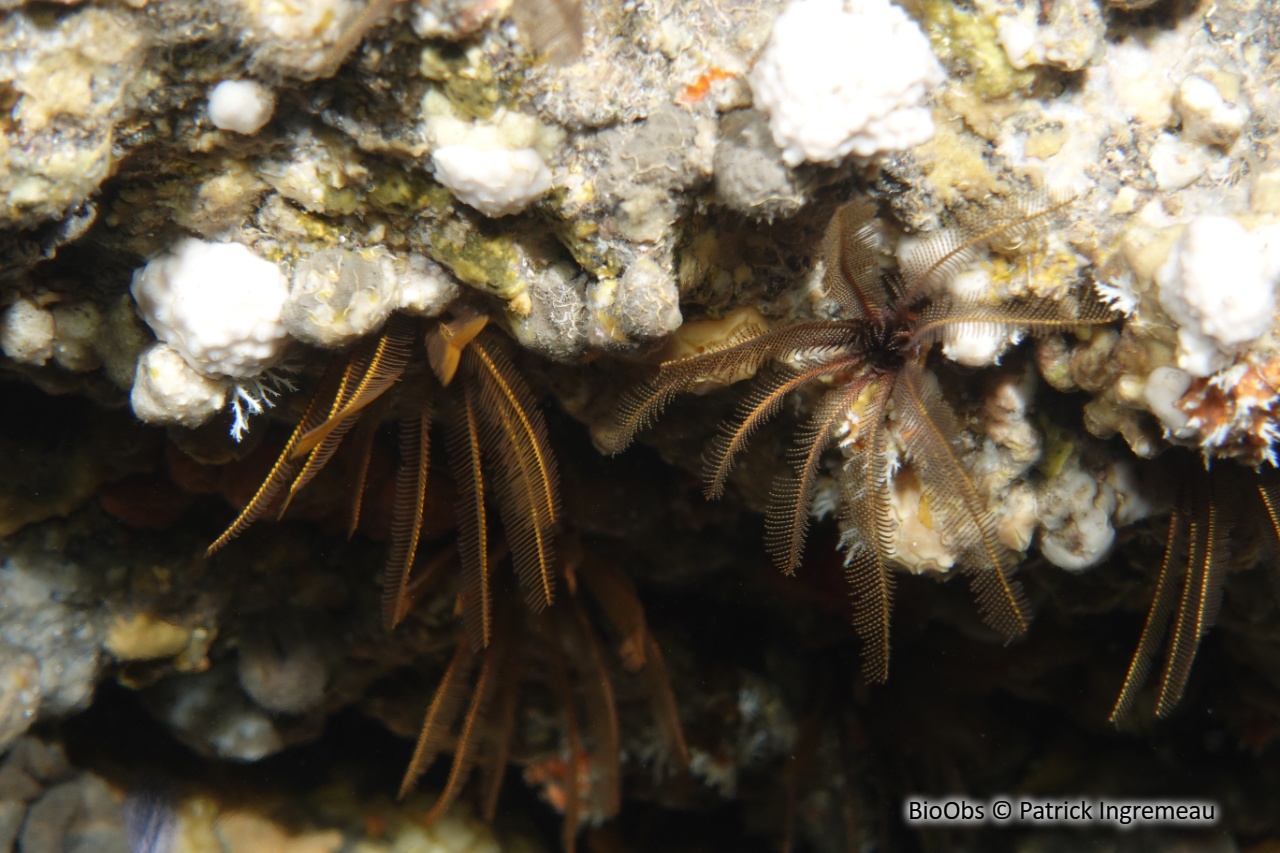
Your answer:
[1156,216,1280,377]
[431,145,553,217]
[131,238,291,380]
[424,92,559,217]
[207,80,276,135]
[0,297,55,366]
[130,343,229,428]
[749,0,944,166]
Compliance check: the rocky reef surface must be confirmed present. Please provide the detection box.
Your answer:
[3,0,1280,850]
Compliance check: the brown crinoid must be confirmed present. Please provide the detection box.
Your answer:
[207,308,560,647]
[1110,460,1280,722]
[603,194,1113,683]
[397,538,688,853]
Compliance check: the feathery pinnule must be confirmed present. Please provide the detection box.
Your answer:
[1110,507,1187,723]
[898,189,1075,306]
[397,608,518,811]
[342,394,398,538]
[209,316,420,559]
[208,312,562,633]
[448,385,492,648]
[1256,471,1280,548]
[837,379,895,683]
[208,316,415,553]
[399,635,477,801]
[704,356,864,501]
[466,338,560,612]
[290,314,416,461]
[383,404,433,631]
[894,367,1031,640]
[393,547,688,845]
[822,199,889,322]
[423,630,509,826]
[1109,467,1242,722]
[205,361,340,556]
[909,290,1116,351]
[1154,497,1225,717]
[604,321,859,454]
[277,354,371,517]
[765,375,874,576]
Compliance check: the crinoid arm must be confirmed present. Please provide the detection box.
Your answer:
[893,365,1031,640]
[704,354,865,500]
[560,596,622,820]
[382,401,434,632]
[836,380,897,684]
[765,374,877,576]
[821,199,892,322]
[344,406,383,538]
[206,359,343,556]
[601,320,861,454]
[208,315,418,557]
[897,189,1076,308]
[290,313,417,461]
[576,555,690,768]
[639,629,691,769]
[463,333,561,613]
[575,552,650,670]
[907,287,1118,353]
[1154,486,1227,717]
[398,621,516,811]
[1109,500,1188,723]
[1256,468,1280,545]
[399,635,478,801]
[446,384,494,648]
[1111,468,1229,721]
[422,629,511,825]
[544,632,584,853]
[479,662,520,822]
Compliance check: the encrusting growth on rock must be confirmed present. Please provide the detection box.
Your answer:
[604,192,1114,683]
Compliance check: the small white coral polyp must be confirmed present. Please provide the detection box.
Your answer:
[131,237,291,380]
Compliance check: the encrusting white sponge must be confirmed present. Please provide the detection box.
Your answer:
[748,0,944,167]
[131,237,291,380]
[1156,215,1280,377]
[130,343,229,428]
[423,91,558,218]
[207,80,276,135]
[431,145,553,217]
